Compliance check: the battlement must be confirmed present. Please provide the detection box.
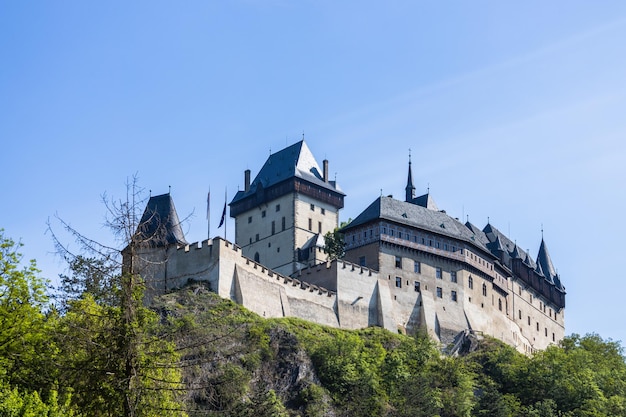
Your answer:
[242,256,336,297]
[298,258,378,276]
[169,236,336,299]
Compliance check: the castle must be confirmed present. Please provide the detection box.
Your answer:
[129,140,565,353]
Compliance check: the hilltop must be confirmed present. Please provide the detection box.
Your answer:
[150,283,626,416]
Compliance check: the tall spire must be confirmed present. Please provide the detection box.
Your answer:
[405,149,415,202]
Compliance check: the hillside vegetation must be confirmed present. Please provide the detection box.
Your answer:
[2,228,626,416]
[152,284,626,417]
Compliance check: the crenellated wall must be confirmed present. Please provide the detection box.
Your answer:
[133,235,563,353]
[136,237,340,328]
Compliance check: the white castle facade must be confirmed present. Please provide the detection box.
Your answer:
[128,141,565,353]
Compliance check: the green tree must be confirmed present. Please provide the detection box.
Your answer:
[323,227,345,260]
[0,230,54,389]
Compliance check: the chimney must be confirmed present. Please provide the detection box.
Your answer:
[323,160,329,183]
[244,169,251,192]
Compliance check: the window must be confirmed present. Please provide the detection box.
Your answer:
[518,310,522,319]
[451,290,457,302]
[436,267,442,279]
[414,261,421,274]
[359,256,366,267]
[282,217,286,231]
[277,247,280,253]
[248,216,252,224]
[451,271,457,283]
[552,333,555,342]
[414,281,420,292]
[310,204,315,211]
[261,210,266,218]
[321,208,325,215]
[545,328,548,337]
[436,287,442,298]
[318,221,322,234]
[308,218,312,231]
[536,322,540,331]
[482,283,487,296]
[498,299,502,311]
[528,316,531,325]
[254,252,260,263]
[395,277,402,288]
[271,221,275,235]
[255,234,259,242]
[468,276,474,289]
[444,243,448,251]
[395,256,402,269]
[276,204,280,212]
[398,232,402,239]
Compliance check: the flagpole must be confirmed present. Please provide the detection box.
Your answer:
[207,189,210,240]
[224,187,227,241]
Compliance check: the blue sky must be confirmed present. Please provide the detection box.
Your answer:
[2,1,626,344]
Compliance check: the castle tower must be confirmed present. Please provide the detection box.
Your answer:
[123,193,188,301]
[229,140,345,276]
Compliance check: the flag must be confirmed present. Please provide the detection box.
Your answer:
[206,191,210,220]
[218,201,226,228]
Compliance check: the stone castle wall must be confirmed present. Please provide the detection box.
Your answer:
[136,236,563,353]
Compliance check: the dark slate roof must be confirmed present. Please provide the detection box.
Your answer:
[343,196,491,253]
[483,223,532,264]
[537,239,563,289]
[510,244,523,260]
[464,222,490,246]
[135,194,187,247]
[535,260,545,277]
[230,140,344,205]
[493,235,505,252]
[409,193,439,211]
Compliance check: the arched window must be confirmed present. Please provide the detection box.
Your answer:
[468,276,474,289]
[482,283,487,296]
[498,298,502,311]
[254,252,260,263]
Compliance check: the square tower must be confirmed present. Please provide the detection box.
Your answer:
[229,140,344,276]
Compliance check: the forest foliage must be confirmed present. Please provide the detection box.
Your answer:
[2,228,626,416]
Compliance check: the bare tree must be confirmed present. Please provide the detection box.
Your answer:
[48,175,186,417]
